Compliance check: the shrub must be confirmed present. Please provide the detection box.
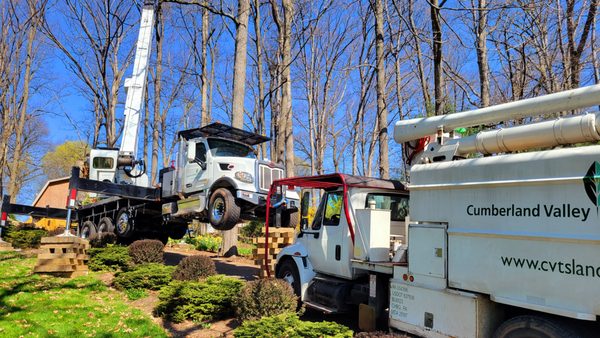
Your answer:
[89,232,117,248]
[172,255,216,281]
[88,245,131,272]
[354,332,409,338]
[5,228,47,249]
[124,288,148,301]
[195,235,222,252]
[234,278,298,321]
[240,221,263,241]
[233,313,353,338]
[155,275,244,323]
[128,239,164,264]
[113,263,175,290]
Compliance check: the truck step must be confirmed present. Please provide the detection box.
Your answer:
[302,300,337,314]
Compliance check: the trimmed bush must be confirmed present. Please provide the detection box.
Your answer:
[154,275,244,323]
[172,255,216,281]
[354,332,409,338]
[234,278,298,321]
[195,235,222,252]
[113,263,175,290]
[124,288,148,301]
[89,232,117,248]
[233,313,353,338]
[5,228,47,249]
[88,245,131,272]
[128,239,164,264]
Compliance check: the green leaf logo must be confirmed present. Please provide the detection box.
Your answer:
[583,161,600,207]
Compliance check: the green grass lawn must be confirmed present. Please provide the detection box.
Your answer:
[0,251,167,337]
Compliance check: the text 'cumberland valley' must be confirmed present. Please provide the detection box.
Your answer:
[466,204,591,222]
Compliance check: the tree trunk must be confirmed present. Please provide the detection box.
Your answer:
[373,0,389,179]
[253,0,266,159]
[201,6,210,126]
[475,0,490,107]
[231,0,250,128]
[565,0,598,88]
[8,1,40,202]
[282,0,294,177]
[430,0,445,116]
[224,0,251,258]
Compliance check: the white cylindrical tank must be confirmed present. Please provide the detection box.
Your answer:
[451,113,600,155]
[394,84,600,144]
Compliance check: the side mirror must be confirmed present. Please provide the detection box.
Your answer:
[300,190,311,229]
[186,141,196,163]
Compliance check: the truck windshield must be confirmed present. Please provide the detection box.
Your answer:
[207,139,256,158]
[365,193,409,221]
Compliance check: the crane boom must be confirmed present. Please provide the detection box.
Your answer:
[119,3,155,162]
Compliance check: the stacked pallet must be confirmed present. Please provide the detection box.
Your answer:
[34,236,89,278]
[253,227,295,278]
[0,239,13,251]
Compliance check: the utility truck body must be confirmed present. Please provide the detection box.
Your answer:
[272,84,600,337]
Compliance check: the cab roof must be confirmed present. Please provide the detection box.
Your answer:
[270,173,407,192]
[178,122,270,146]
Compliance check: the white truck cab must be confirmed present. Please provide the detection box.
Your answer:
[160,123,299,230]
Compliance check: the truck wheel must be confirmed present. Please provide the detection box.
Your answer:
[97,217,115,234]
[115,208,135,238]
[80,221,97,239]
[208,188,240,231]
[276,259,301,298]
[493,316,578,338]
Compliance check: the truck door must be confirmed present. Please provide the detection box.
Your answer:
[183,141,211,194]
[302,190,350,278]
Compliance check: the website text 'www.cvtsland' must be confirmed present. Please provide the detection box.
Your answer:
[501,256,600,278]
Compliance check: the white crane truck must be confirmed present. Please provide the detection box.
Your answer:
[0,1,298,242]
[271,84,600,337]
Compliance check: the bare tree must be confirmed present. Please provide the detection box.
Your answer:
[565,0,598,88]
[371,0,389,178]
[1,0,48,201]
[42,0,137,147]
[430,0,446,116]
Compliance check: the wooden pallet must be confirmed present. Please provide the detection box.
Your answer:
[0,239,14,251]
[253,227,295,278]
[34,236,90,278]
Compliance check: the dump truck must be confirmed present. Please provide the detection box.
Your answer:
[270,84,600,337]
[0,2,298,242]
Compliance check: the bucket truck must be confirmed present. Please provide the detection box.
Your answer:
[272,84,600,337]
[1,1,298,243]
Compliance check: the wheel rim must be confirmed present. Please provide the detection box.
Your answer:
[212,197,226,223]
[282,270,295,285]
[117,213,129,235]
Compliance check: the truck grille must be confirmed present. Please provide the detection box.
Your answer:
[259,165,283,191]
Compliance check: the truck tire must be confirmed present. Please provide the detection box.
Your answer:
[493,316,578,338]
[97,217,115,234]
[80,221,97,239]
[268,208,299,228]
[276,259,301,298]
[208,188,241,231]
[115,208,135,238]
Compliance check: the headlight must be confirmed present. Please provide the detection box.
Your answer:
[235,171,254,183]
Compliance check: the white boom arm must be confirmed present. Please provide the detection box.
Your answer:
[119,3,155,160]
[394,84,600,144]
